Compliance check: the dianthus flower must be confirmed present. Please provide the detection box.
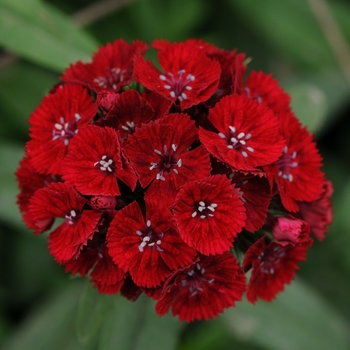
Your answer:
[16,38,332,322]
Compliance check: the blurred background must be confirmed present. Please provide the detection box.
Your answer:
[1,0,350,349]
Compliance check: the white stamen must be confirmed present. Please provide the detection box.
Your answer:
[231,137,237,143]
[199,201,205,207]
[126,121,134,128]
[70,210,76,217]
[156,240,162,245]
[210,203,218,208]
[156,173,166,181]
[186,86,192,90]
[218,133,226,139]
[159,75,166,81]
[200,215,206,219]
[148,242,155,246]
[75,113,81,120]
[163,145,167,152]
[242,151,248,157]
[196,263,201,270]
[173,169,179,174]
[198,206,205,212]
[181,92,187,100]
[177,159,182,167]
[154,149,162,155]
[164,85,171,89]
[64,139,69,146]
[172,144,177,151]
[54,123,63,130]
[227,145,234,149]
[188,270,194,276]
[229,126,236,133]
[192,211,197,218]
[288,174,293,182]
[245,133,251,139]
[149,163,157,170]
[143,236,151,242]
[237,132,245,139]
[136,230,143,236]
[247,147,254,152]
[121,125,129,131]
[207,206,215,212]
[239,140,246,145]
[170,91,176,98]
[147,220,151,227]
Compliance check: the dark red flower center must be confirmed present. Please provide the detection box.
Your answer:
[64,209,80,225]
[258,244,286,274]
[94,155,116,173]
[244,87,262,104]
[150,144,182,181]
[159,69,195,102]
[94,67,127,90]
[218,125,255,158]
[181,263,215,297]
[277,146,298,182]
[191,201,218,219]
[136,220,164,252]
[52,114,81,146]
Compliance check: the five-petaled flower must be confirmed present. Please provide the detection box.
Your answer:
[16,37,332,323]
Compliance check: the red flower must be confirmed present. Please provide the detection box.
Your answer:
[271,111,324,212]
[243,236,312,304]
[16,155,60,231]
[107,200,196,288]
[27,84,97,175]
[297,180,333,241]
[97,89,155,141]
[272,215,310,246]
[173,175,246,255]
[199,94,285,171]
[245,70,291,114]
[229,171,272,232]
[61,39,148,92]
[134,40,221,109]
[155,253,246,322]
[124,113,211,207]
[28,182,102,262]
[64,228,126,294]
[61,124,137,196]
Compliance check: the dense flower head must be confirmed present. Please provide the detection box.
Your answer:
[16,38,332,322]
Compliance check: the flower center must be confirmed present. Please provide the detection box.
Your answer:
[218,125,255,158]
[277,146,298,182]
[136,220,164,252]
[94,67,127,90]
[258,245,286,274]
[94,155,115,172]
[52,113,81,146]
[244,87,262,104]
[181,263,215,297]
[159,69,195,102]
[121,121,135,134]
[191,201,218,219]
[64,209,79,225]
[150,144,182,181]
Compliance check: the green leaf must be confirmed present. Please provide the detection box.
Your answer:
[0,0,98,72]
[76,282,116,344]
[0,61,59,141]
[287,83,328,134]
[1,281,97,350]
[229,0,340,72]
[0,142,26,229]
[99,294,184,350]
[222,278,350,350]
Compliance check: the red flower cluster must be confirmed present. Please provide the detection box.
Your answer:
[16,38,332,322]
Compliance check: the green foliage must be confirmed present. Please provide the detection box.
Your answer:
[1,0,350,349]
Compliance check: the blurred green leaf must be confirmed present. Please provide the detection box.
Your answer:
[1,281,97,350]
[0,142,26,229]
[76,282,116,344]
[99,294,183,350]
[229,0,340,72]
[222,278,350,350]
[287,83,328,134]
[0,61,59,141]
[0,0,98,72]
